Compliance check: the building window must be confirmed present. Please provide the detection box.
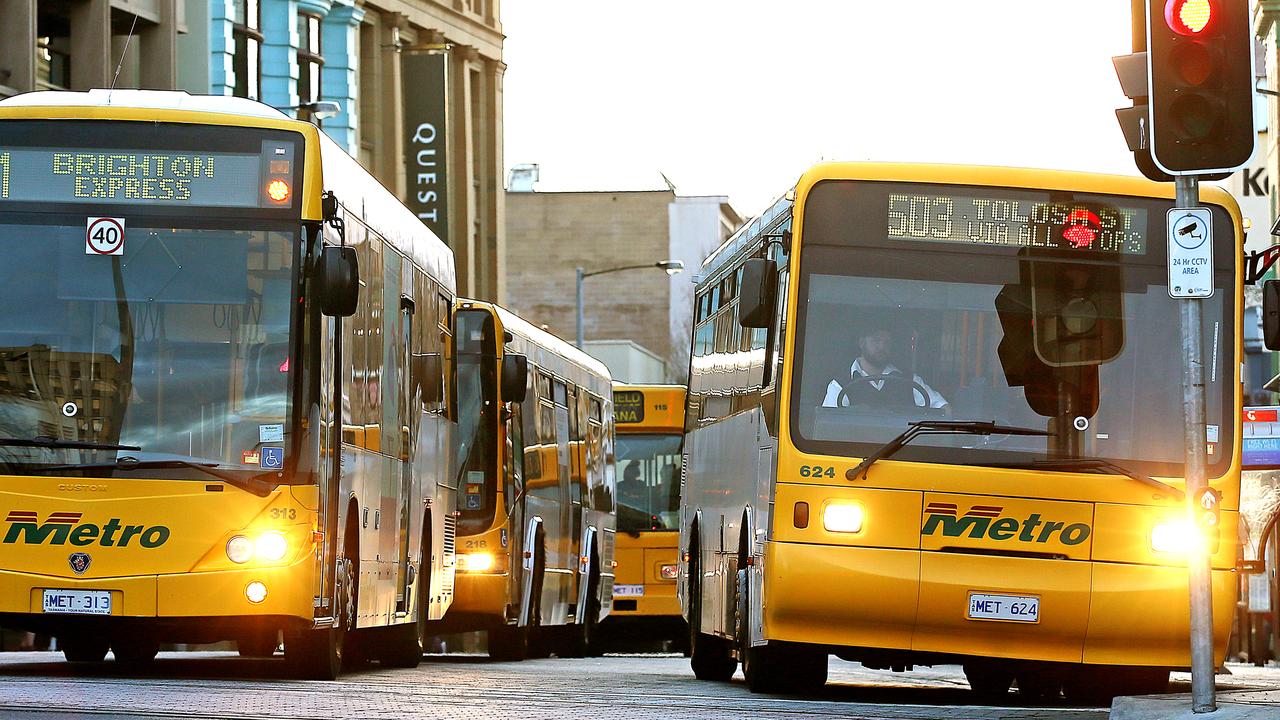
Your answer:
[232,0,262,99]
[35,37,71,90]
[297,12,324,106]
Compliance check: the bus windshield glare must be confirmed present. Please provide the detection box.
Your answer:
[616,433,681,532]
[790,180,1234,478]
[0,218,297,476]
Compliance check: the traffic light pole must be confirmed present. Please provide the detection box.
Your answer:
[1176,174,1216,714]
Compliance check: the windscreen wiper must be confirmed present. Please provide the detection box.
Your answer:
[45,456,274,498]
[0,435,140,451]
[981,458,1185,501]
[847,421,1051,481]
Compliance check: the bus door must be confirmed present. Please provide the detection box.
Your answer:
[554,380,573,579]
[395,296,414,613]
[568,386,584,565]
[505,402,527,606]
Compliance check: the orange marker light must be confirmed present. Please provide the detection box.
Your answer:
[266,179,291,203]
[1167,0,1213,36]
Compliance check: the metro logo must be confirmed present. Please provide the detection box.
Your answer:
[921,503,1091,546]
[3,511,170,548]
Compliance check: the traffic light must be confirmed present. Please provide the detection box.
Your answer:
[1146,0,1256,174]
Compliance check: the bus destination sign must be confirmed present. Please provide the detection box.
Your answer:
[886,192,1147,256]
[0,141,295,209]
[614,391,645,424]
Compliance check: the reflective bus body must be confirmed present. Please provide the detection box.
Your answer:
[0,90,459,678]
[680,163,1242,701]
[604,384,687,649]
[439,300,617,659]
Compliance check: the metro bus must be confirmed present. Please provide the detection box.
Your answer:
[602,384,687,649]
[680,163,1242,703]
[438,300,617,659]
[0,90,461,679]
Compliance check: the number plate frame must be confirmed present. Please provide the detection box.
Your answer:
[966,591,1040,623]
[612,584,645,598]
[42,589,112,616]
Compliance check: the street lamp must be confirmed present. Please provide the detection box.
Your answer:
[575,260,685,349]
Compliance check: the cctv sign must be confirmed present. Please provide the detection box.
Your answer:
[1167,208,1213,299]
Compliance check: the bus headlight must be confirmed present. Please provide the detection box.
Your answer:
[255,531,289,562]
[227,535,254,564]
[245,581,268,604]
[823,502,864,534]
[458,552,496,573]
[1151,519,1199,554]
[660,564,678,580]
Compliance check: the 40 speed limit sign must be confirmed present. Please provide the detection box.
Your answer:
[86,216,125,256]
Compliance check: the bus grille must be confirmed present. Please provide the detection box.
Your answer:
[441,514,457,596]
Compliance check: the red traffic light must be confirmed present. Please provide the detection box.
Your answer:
[1166,0,1213,36]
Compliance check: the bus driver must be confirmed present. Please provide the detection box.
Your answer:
[821,325,948,410]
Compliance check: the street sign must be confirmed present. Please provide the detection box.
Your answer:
[1168,208,1213,298]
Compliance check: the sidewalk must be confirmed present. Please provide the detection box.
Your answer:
[1110,663,1280,720]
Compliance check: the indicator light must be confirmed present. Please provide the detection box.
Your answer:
[266,179,290,203]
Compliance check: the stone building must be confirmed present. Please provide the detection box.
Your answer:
[175,0,506,300]
[505,188,741,382]
[0,0,183,98]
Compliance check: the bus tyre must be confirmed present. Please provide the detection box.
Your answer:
[61,636,109,663]
[111,636,160,664]
[963,662,1014,703]
[288,553,354,680]
[687,534,736,682]
[737,569,826,694]
[379,623,423,668]
[1014,666,1062,703]
[488,625,529,661]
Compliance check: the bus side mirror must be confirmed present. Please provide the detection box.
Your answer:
[318,246,359,317]
[1265,280,1280,351]
[413,352,444,404]
[502,353,529,403]
[738,258,777,328]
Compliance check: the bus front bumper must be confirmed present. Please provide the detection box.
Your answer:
[763,541,1234,667]
[0,557,316,635]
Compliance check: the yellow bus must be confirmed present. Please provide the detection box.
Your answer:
[0,90,462,679]
[439,300,617,659]
[603,383,687,649]
[680,163,1242,703]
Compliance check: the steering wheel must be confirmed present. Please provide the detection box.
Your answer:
[835,373,930,409]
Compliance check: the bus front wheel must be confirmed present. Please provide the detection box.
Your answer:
[737,569,827,694]
[61,636,109,663]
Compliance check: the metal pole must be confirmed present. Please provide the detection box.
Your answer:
[1177,174,1216,713]
[575,267,585,349]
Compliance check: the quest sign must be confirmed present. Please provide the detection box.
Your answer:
[402,52,449,242]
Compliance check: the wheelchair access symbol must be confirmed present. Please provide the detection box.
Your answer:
[261,446,284,470]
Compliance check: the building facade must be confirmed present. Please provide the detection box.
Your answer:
[504,188,740,382]
[176,0,504,300]
[0,0,183,98]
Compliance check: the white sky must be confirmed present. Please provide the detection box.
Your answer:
[501,0,1144,218]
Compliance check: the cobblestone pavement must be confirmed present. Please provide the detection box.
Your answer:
[0,652,1275,720]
